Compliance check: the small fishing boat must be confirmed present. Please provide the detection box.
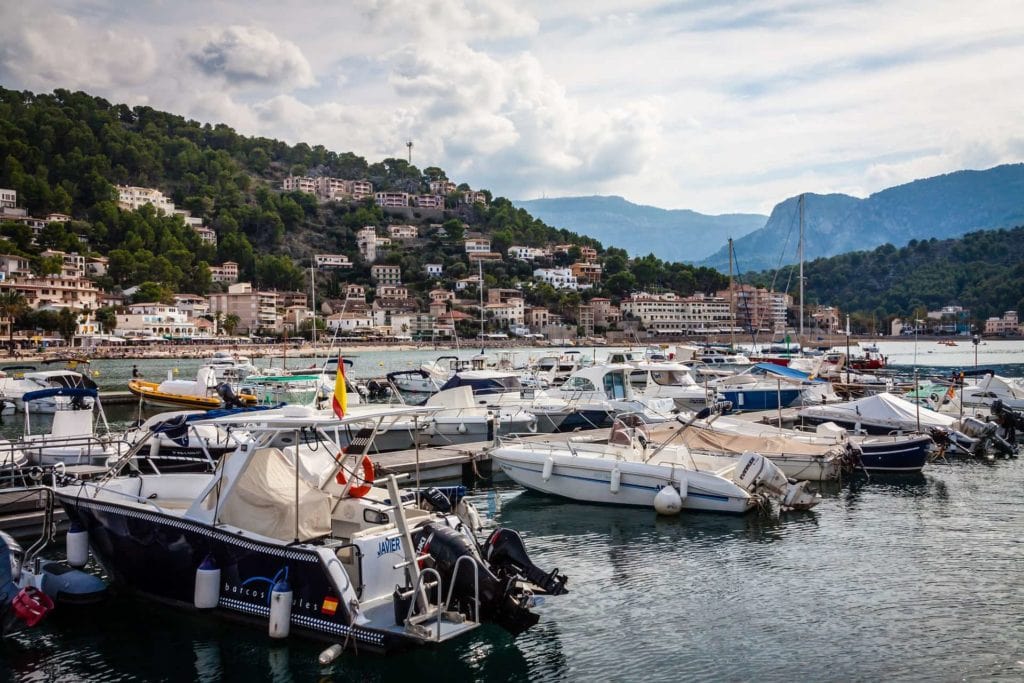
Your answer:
[53,406,567,654]
[0,368,98,413]
[129,366,258,410]
[19,388,123,468]
[489,412,819,514]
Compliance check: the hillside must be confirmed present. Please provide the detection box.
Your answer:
[514,196,766,262]
[743,226,1024,325]
[701,165,1024,271]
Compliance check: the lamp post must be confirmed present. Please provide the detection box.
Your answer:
[972,329,980,373]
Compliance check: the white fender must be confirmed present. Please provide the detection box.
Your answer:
[149,438,161,459]
[609,467,621,494]
[653,485,682,515]
[675,475,688,501]
[66,522,89,568]
[193,555,221,609]
[269,580,292,638]
[457,422,468,434]
[542,457,554,481]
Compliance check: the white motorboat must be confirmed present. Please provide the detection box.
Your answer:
[959,373,1024,411]
[0,368,98,413]
[551,364,676,424]
[627,362,723,412]
[19,388,122,468]
[53,405,568,652]
[489,413,819,514]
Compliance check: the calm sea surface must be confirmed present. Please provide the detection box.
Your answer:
[2,341,1023,681]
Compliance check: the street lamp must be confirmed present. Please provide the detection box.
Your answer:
[972,329,980,372]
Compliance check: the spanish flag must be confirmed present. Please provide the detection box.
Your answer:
[332,356,347,418]
[945,383,957,400]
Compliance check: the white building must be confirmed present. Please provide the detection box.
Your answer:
[414,195,444,209]
[425,263,443,277]
[429,180,457,196]
[0,188,16,210]
[371,264,402,285]
[508,246,549,261]
[119,303,196,338]
[621,292,732,334]
[327,312,374,332]
[117,185,175,214]
[194,226,217,245]
[282,176,317,194]
[533,268,578,290]
[314,254,353,269]
[209,261,239,283]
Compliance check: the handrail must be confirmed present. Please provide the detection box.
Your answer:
[444,554,480,624]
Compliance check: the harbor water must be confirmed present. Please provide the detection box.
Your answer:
[1,342,1023,680]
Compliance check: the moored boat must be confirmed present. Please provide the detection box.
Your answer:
[53,406,568,654]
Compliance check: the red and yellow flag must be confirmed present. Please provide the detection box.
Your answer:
[332,356,348,418]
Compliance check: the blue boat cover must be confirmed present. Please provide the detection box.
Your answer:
[753,363,827,383]
[22,387,98,402]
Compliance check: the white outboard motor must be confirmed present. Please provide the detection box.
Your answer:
[734,451,820,510]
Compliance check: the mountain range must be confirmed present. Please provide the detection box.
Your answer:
[517,164,1024,274]
[512,196,766,262]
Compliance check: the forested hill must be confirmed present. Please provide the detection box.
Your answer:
[0,87,602,299]
[513,195,766,262]
[702,164,1024,272]
[746,226,1024,325]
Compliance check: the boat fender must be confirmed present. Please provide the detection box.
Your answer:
[675,476,688,501]
[541,457,554,481]
[193,554,221,609]
[66,522,89,568]
[268,578,292,638]
[653,486,682,515]
[335,457,375,498]
[149,437,161,459]
[609,467,621,494]
[457,422,468,434]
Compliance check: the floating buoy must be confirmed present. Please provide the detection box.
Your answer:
[653,485,683,515]
[268,579,292,638]
[173,367,180,375]
[193,554,221,609]
[66,522,89,568]
[609,467,621,494]
[541,457,554,481]
[319,644,344,665]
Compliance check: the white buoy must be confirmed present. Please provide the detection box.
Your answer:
[193,555,221,609]
[66,522,89,567]
[319,643,344,665]
[541,457,554,481]
[269,579,292,638]
[609,467,621,494]
[653,485,683,515]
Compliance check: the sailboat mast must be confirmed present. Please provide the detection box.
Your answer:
[798,194,804,343]
[728,237,735,349]
[478,259,484,340]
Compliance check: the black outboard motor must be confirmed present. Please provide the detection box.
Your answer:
[216,382,243,408]
[411,523,567,636]
[485,528,569,597]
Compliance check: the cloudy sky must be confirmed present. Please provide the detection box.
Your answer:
[2,0,1023,214]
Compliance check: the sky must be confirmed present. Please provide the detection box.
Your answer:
[1,0,1023,215]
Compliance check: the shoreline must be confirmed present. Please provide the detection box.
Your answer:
[3,335,1018,365]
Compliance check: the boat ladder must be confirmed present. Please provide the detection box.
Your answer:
[383,474,480,642]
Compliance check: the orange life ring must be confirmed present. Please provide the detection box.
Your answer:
[335,455,375,498]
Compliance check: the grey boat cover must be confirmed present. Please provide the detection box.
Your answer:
[214,447,332,542]
[797,392,957,430]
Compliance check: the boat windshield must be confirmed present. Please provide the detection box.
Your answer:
[562,376,597,392]
[603,372,628,399]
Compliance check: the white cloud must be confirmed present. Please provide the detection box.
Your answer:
[187,25,315,89]
[0,8,157,91]
[1,0,1022,216]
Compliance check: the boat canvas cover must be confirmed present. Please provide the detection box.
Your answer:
[799,392,957,428]
[671,423,843,457]
[753,363,826,383]
[212,448,331,542]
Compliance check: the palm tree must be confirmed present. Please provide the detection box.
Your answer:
[0,290,27,355]
[223,313,241,337]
